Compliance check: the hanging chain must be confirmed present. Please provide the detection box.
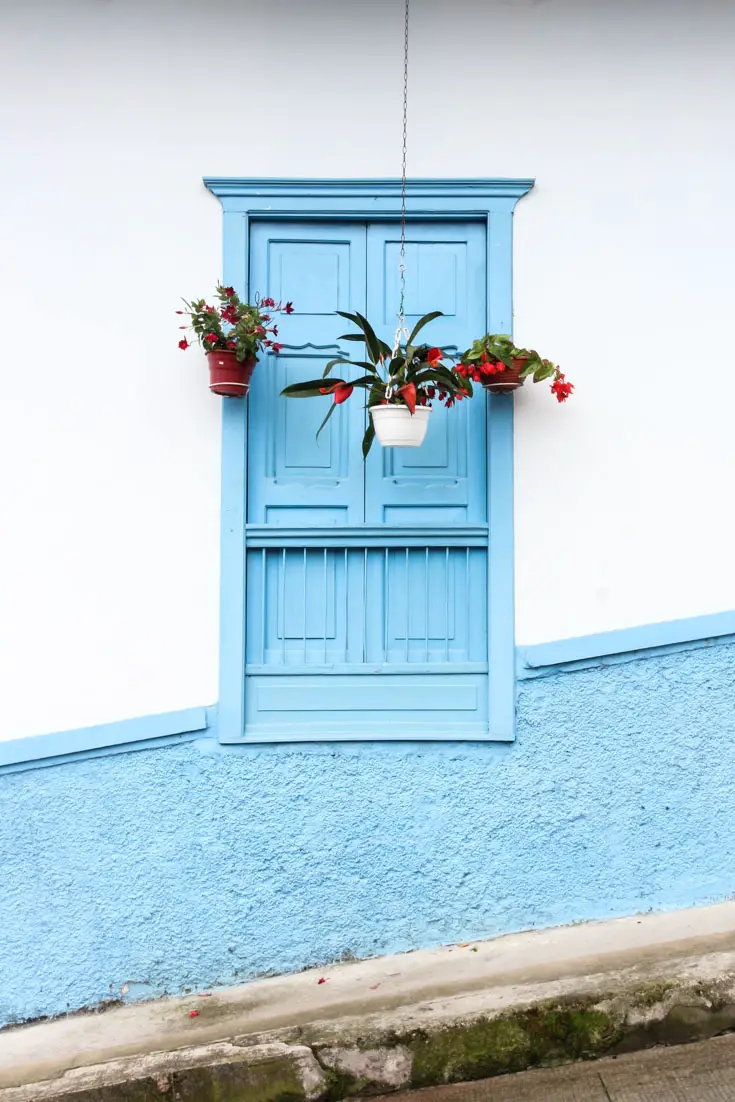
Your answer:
[391,0,410,367]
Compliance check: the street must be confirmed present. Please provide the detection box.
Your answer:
[379,1034,735,1102]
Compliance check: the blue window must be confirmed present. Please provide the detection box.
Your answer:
[205,179,534,743]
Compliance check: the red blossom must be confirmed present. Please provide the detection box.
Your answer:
[227,341,237,350]
[271,325,278,337]
[256,326,266,335]
[175,310,184,315]
[319,382,352,403]
[222,286,236,297]
[397,382,417,414]
[550,374,574,402]
[178,338,189,350]
[317,977,327,985]
[261,297,276,308]
[426,347,443,368]
[221,305,239,324]
[261,315,271,323]
[189,1010,199,1018]
[285,302,294,314]
[204,333,219,344]
[271,343,284,354]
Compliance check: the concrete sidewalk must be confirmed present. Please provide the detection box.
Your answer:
[379,1033,735,1101]
[3,900,735,1100]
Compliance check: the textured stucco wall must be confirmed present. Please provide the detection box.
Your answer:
[3,643,735,1027]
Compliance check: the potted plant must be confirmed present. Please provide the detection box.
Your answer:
[457,334,574,401]
[177,284,293,396]
[280,310,470,455]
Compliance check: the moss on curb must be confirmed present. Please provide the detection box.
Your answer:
[407,1000,624,1088]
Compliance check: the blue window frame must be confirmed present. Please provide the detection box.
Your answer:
[204,178,535,744]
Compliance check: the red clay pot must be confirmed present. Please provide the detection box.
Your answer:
[207,351,256,397]
[482,357,527,394]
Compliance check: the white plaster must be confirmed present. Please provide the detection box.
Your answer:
[1,0,734,738]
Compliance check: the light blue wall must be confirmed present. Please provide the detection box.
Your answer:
[2,640,735,1027]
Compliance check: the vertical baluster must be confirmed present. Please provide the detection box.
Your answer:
[281,548,287,666]
[445,546,450,662]
[362,548,367,664]
[465,546,470,661]
[302,548,307,665]
[344,547,348,664]
[323,547,328,664]
[384,547,390,663]
[261,548,266,666]
[424,546,429,663]
[405,547,410,663]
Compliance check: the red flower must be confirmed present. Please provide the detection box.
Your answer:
[271,325,278,337]
[317,977,326,985]
[227,341,237,350]
[271,343,284,354]
[261,297,276,308]
[397,382,417,414]
[256,326,266,336]
[221,305,239,324]
[222,286,236,298]
[204,333,218,344]
[206,306,218,315]
[178,338,189,350]
[427,347,443,368]
[426,386,436,400]
[550,374,574,402]
[189,1010,199,1018]
[319,382,353,403]
[334,383,353,404]
[175,310,184,315]
[285,302,294,314]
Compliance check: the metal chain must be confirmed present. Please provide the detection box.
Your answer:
[392,0,410,361]
[399,0,409,323]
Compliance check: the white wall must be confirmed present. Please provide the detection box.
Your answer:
[1,0,734,740]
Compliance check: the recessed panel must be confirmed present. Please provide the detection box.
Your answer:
[382,241,464,322]
[272,242,347,315]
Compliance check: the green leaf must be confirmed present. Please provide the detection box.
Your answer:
[533,362,556,383]
[322,357,375,379]
[406,310,443,348]
[354,312,382,364]
[281,379,342,397]
[336,309,363,326]
[316,400,338,439]
[361,421,376,459]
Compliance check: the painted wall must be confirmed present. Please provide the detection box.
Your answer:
[3,639,735,1026]
[1,0,735,740]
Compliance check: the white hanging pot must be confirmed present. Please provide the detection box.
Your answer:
[370,405,431,448]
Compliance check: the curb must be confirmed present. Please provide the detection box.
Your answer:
[4,969,735,1100]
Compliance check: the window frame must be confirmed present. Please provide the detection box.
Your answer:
[204,177,535,744]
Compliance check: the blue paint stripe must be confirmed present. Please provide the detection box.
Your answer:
[518,611,735,675]
[0,706,210,772]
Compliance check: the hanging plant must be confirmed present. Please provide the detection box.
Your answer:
[177,284,293,396]
[457,334,574,401]
[280,310,470,455]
